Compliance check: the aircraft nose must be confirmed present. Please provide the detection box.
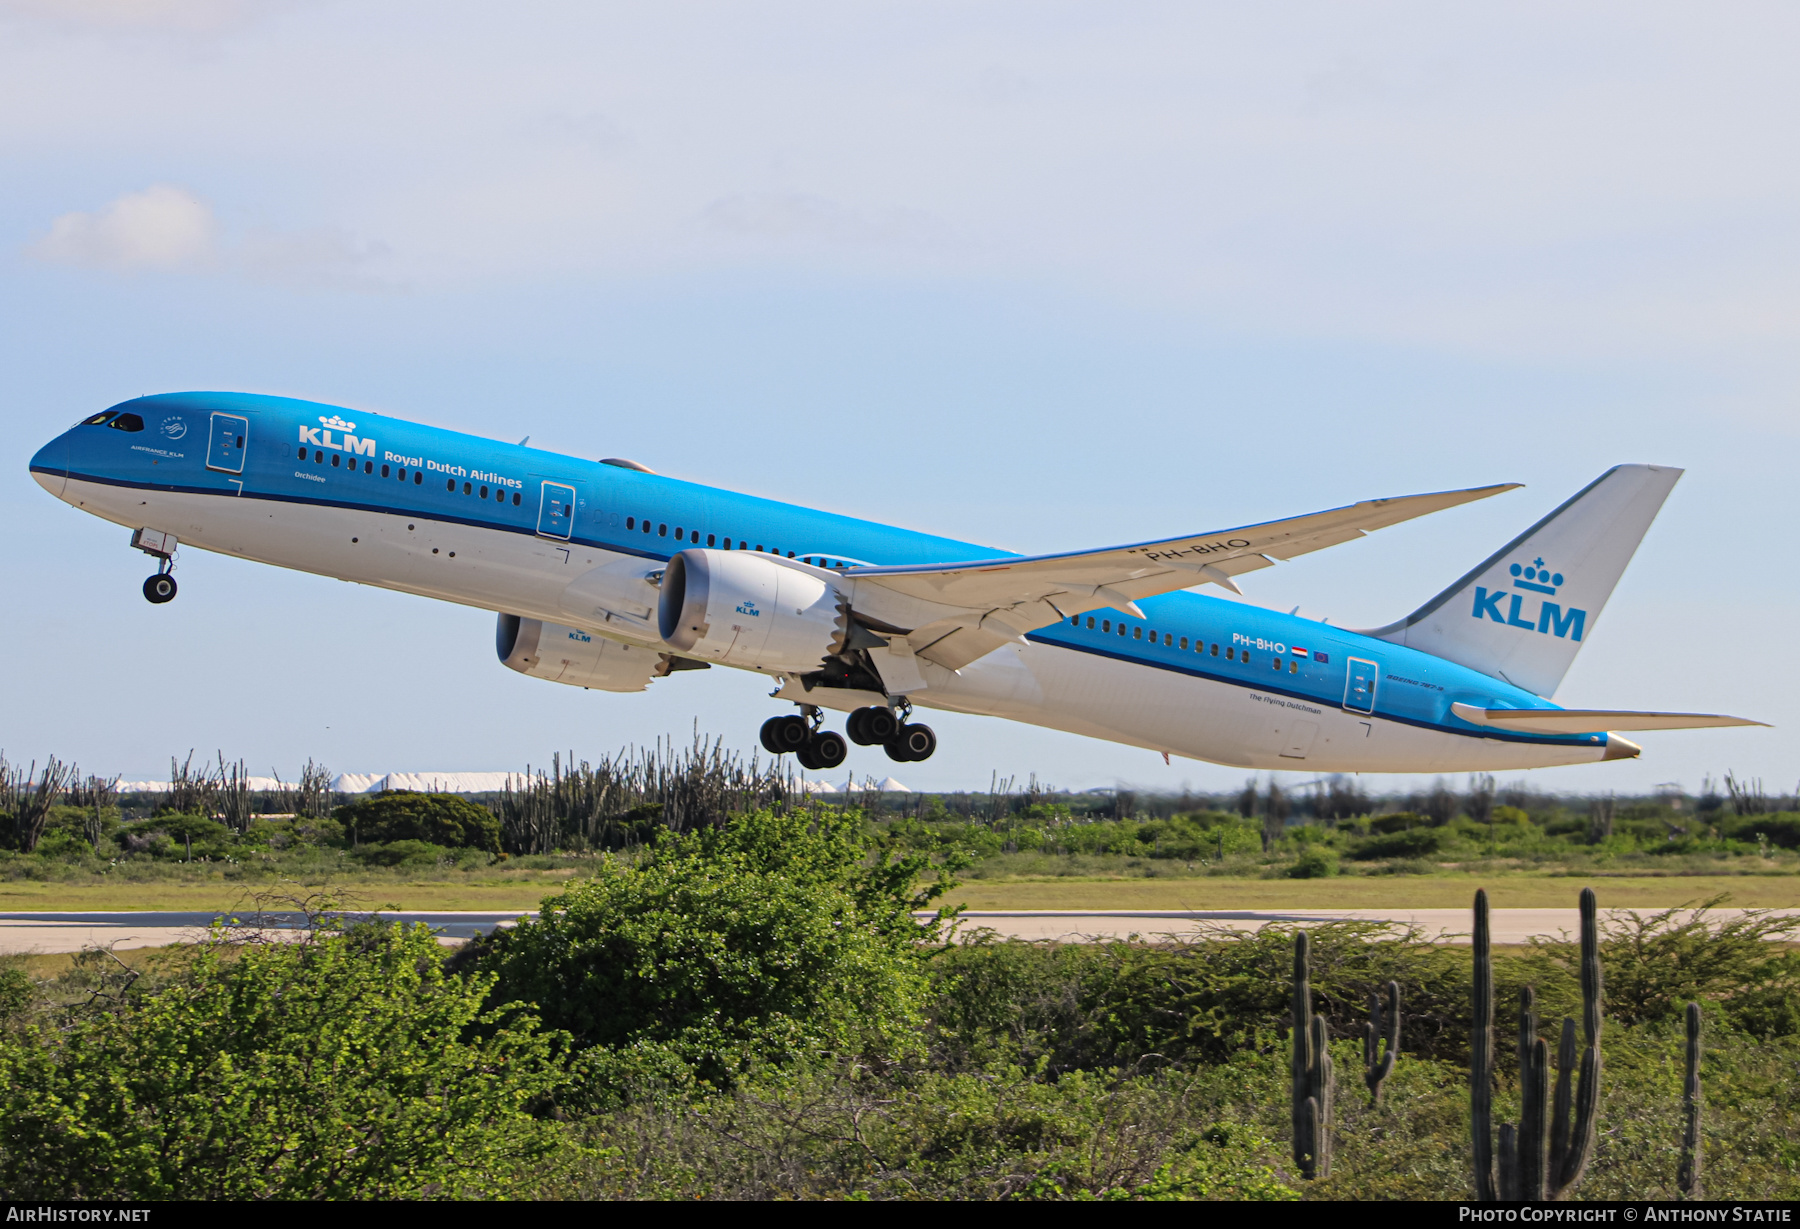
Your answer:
[29,432,69,499]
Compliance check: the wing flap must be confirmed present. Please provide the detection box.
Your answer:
[1450,702,1768,735]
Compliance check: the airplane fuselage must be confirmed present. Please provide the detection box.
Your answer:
[30,392,1629,773]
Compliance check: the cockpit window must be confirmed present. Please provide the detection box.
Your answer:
[80,411,119,426]
[105,413,145,433]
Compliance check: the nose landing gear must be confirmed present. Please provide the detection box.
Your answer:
[131,528,179,605]
[142,572,178,604]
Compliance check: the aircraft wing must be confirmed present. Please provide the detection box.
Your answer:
[848,482,1518,672]
[1450,704,1768,735]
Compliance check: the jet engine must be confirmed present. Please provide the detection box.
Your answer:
[496,613,658,692]
[658,549,852,674]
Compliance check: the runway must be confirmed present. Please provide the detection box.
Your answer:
[0,906,1791,953]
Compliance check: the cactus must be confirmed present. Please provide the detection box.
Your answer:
[1363,980,1400,1104]
[1679,1001,1703,1199]
[1291,930,1334,1179]
[1471,887,1603,1201]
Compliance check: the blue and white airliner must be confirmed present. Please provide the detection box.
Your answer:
[29,393,1761,773]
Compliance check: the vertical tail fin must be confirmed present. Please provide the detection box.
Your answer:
[1365,465,1681,698]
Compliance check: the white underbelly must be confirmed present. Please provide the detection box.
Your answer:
[917,640,1605,774]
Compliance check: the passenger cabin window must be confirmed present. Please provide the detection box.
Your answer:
[413,471,422,484]
[480,485,489,498]
[512,492,521,505]
[1086,617,1096,629]
[707,534,716,547]
[462,481,471,495]
[1102,620,1111,633]
[1290,660,1298,674]
[332,454,341,467]
[675,528,684,540]
[1226,647,1235,660]
[626,517,634,529]
[381,464,390,478]
[1180,637,1188,650]
[658,523,668,536]
[1133,627,1142,640]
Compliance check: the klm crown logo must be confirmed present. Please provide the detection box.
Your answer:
[1471,557,1586,641]
[297,414,376,457]
[1509,557,1563,595]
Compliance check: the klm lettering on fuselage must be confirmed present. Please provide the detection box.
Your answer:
[297,415,376,458]
[1471,557,1586,641]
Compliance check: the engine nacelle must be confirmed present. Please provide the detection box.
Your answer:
[496,614,658,692]
[658,549,847,674]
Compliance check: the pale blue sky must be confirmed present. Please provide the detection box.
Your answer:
[3,2,1795,796]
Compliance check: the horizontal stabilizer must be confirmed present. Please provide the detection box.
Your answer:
[1450,702,1767,735]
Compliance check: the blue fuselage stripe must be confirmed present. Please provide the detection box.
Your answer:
[34,390,1602,753]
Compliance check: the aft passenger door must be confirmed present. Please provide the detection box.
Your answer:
[206,413,249,474]
[537,481,577,540]
[1343,657,1379,714]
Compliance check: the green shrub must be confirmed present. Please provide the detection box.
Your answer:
[1288,847,1339,878]
[1720,812,1800,849]
[571,1060,1298,1200]
[0,924,570,1198]
[31,829,92,860]
[334,791,501,853]
[350,839,449,868]
[1519,899,1800,1033]
[1367,812,1429,834]
[474,807,954,1089]
[928,923,1476,1072]
[120,814,232,860]
[1350,828,1446,861]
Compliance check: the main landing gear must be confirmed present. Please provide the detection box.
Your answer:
[760,710,847,771]
[760,703,936,769]
[131,528,180,605]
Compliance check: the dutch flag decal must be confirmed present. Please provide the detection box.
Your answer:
[1292,647,1310,658]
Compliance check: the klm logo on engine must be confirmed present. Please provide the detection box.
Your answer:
[297,414,376,457]
[1471,558,1586,641]
[736,600,761,618]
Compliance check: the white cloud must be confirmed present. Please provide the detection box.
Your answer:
[29,185,393,288]
[700,193,950,249]
[31,183,219,271]
[0,0,280,34]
